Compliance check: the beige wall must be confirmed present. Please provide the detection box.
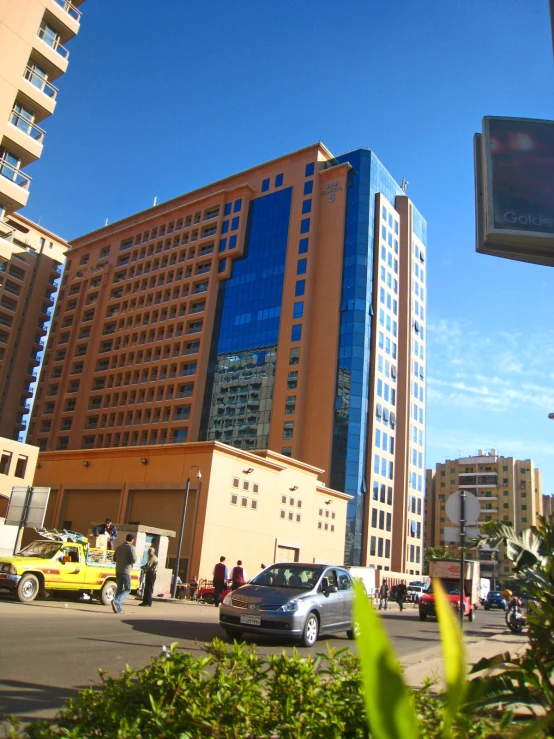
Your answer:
[0,436,39,516]
[33,441,351,583]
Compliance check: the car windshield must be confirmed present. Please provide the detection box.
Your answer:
[17,541,61,559]
[251,565,324,590]
[489,592,503,598]
[427,582,461,596]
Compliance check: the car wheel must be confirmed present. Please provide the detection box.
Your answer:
[223,628,243,641]
[100,580,117,606]
[346,621,360,640]
[17,573,40,603]
[419,612,427,621]
[468,608,475,622]
[300,612,319,648]
[484,604,490,611]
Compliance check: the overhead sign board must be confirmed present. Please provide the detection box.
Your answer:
[5,486,50,528]
[474,116,554,266]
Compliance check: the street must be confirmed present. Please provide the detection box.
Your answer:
[0,594,512,730]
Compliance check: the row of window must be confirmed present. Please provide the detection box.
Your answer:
[233,477,260,494]
[231,494,258,510]
[371,508,392,531]
[0,451,28,478]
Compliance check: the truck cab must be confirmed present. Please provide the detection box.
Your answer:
[419,559,480,622]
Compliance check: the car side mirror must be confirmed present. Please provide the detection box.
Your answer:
[327,585,339,594]
[321,577,329,592]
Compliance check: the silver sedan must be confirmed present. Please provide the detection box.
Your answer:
[219,563,355,647]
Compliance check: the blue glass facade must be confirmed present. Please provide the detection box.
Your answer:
[200,188,292,450]
[330,149,423,565]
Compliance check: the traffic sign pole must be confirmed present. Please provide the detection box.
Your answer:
[459,489,466,627]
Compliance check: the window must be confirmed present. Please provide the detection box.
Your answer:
[224,203,232,216]
[231,217,240,231]
[300,218,310,234]
[261,178,270,192]
[285,396,296,415]
[305,162,315,177]
[14,456,28,479]
[275,173,284,187]
[233,199,242,213]
[302,200,312,214]
[281,447,292,457]
[291,324,302,342]
[287,371,298,389]
[297,258,307,275]
[283,421,294,440]
[289,347,300,365]
[232,477,239,488]
[231,494,238,505]
[0,452,12,475]
[241,498,248,508]
[298,238,309,254]
[303,181,313,196]
[243,480,249,491]
[295,280,305,297]
[253,483,259,494]
[251,500,258,510]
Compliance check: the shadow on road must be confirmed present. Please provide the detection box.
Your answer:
[0,679,83,727]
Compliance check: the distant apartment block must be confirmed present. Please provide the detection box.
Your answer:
[425,450,544,580]
[0,213,66,439]
[28,143,428,572]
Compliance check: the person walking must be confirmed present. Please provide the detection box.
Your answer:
[139,547,158,607]
[231,560,247,591]
[112,534,137,614]
[212,556,228,606]
[189,575,199,601]
[397,580,407,612]
[378,579,389,610]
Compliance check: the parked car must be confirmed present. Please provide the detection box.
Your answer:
[219,563,355,647]
[484,591,507,610]
[197,584,231,604]
[406,584,427,603]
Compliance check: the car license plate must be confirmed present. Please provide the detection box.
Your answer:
[240,614,261,626]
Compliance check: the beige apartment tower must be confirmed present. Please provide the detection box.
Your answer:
[425,450,544,580]
[0,0,84,439]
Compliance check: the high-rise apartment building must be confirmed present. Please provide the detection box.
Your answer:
[0,213,66,439]
[28,143,427,571]
[0,0,84,438]
[425,450,544,580]
[0,0,85,222]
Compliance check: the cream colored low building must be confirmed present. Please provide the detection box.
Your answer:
[0,436,38,515]
[33,441,352,583]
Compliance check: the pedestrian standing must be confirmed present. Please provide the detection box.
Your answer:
[139,547,158,607]
[189,575,199,601]
[231,560,247,591]
[397,580,407,612]
[212,556,228,606]
[112,534,137,614]
[378,579,389,610]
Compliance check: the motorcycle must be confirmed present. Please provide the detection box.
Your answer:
[505,597,526,633]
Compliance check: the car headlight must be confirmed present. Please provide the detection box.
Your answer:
[222,592,233,606]
[278,599,305,613]
[0,563,16,574]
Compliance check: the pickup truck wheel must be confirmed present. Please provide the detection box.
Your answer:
[100,580,117,606]
[419,612,427,621]
[468,608,475,622]
[17,573,40,603]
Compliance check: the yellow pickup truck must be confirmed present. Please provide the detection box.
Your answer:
[0,530,140,605]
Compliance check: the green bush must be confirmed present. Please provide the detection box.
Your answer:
[14,640,499,739]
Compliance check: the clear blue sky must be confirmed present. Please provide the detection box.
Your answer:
[23,1,554,495]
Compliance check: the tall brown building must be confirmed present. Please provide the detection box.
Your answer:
[28,144,428,572]
[425,450,544,580]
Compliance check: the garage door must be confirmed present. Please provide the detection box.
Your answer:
[276,545,299,563]
[61,490,121,536]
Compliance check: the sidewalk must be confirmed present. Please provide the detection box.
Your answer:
[401,631,527,688]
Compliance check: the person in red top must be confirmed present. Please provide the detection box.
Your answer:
[231,560,248,591]
[212,556,228,606]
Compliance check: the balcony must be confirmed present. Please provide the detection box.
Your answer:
[6,112,45,163]
[48,0,82,37]
[0,160,31,210]
[35,26,70,75]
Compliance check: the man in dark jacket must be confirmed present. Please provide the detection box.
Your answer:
[139,547,158,607]
[94,518,118,550]
[212,556,228,606]
[112,534,137,614]
[396,580,407,612]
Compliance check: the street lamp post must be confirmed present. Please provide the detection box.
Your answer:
[171,465,201,598]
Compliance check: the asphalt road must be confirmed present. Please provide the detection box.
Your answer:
[0,594,509,729]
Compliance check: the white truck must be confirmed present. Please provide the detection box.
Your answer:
[419,559,481,622]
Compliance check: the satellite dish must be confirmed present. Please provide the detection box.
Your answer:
[445,490,481,526]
